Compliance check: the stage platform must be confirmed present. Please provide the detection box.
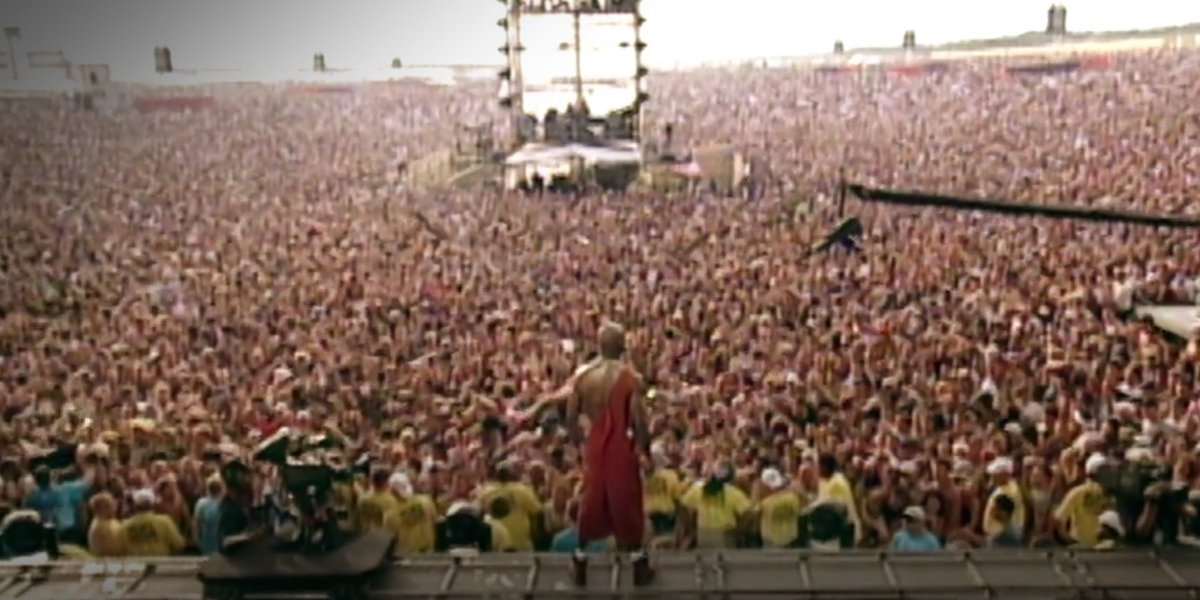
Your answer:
[1,549,1199,599]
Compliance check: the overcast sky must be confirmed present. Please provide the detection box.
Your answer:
[1,0,1199,81]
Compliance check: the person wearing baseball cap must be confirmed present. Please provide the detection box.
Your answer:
[383,472,438,555]
[120,489,186,557]
[1053,453,1111,548]
[755,467,803,549]
[891,506,941,552]
[983,457,1025,542]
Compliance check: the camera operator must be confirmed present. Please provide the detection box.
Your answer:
[0,508,49,558]
[1130,456,1196,547]
[217,459,256,551]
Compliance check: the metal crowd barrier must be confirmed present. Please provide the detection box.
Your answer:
[1,548,1198,599]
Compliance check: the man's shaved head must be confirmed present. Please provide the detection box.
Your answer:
[598,321,626,360]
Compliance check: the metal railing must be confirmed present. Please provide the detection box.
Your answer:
[2,549,1198,599]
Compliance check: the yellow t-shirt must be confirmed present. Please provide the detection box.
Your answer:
[758,490,804,548]
[984,480,1027,537]
[478,482,542,551]
[89,517,127,557]
[644,468,683,515]
[358,490,401,532]
[817,473,861,539]
[332,482,358,530]
[385,495,438,555]
[1053,480,1108,548]
[486,516,514,552]
[680,482,751,533]
[121,513,186,557]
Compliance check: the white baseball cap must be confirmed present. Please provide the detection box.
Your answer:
[132,488,157,508]
[760,468,786,491]
[1085,453,1107,475]
[388,472,413,496]
[447,501,479,517]
[986,457,1013,475]
[902,506,926,522]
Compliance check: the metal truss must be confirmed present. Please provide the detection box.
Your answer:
[1,549,1198,599]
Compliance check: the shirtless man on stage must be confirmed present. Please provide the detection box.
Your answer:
[566,322,655,587]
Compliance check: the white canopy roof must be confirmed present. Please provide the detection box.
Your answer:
[1135,305,1199,339]
[505,141,641,167]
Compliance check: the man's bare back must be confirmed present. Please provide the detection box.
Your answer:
[568,358,651,455]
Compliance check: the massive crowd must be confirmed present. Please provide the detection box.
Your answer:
[0,47,1198,560]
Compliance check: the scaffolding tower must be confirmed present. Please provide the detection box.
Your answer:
[496,0,648,148]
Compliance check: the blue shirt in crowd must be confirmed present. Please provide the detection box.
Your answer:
[550,527,609,554]
[194,496,224,555]
[26,479,88,531]
[891,529,942,552]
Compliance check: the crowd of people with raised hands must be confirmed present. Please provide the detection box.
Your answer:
[0,47,1198,559]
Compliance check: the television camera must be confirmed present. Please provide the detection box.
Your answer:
[1098,459,1196,545]
[251,428,370,553]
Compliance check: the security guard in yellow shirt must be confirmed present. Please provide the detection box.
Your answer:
[121,489,185,557]
[755,468,805,548]
[484,497,517,552]
[816,454,861,547]
[680,463,751,549]
[1054,454,1112,548]
[358,468,401,532]
[383,473,437,555]
[476,463,542,551]
[643,445,683,538]
[983,457,1026,540]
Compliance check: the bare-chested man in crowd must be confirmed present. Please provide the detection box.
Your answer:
[566,321,655,587]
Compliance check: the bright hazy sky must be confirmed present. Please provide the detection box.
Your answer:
[1,0,1199,81]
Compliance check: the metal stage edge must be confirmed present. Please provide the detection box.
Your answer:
[2,548,1200,600]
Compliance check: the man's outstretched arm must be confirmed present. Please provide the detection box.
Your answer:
[565,379,584,446]
[629,379,651,457]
